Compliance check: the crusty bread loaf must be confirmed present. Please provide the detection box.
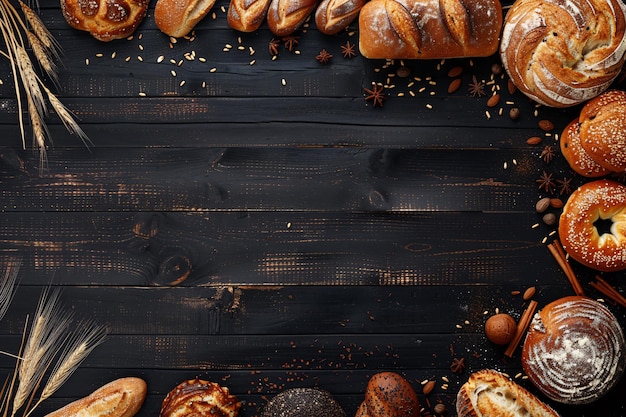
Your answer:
[260,388,345,417]
[61,0,149,41]
[44,377,147,417]
[266,0,319,36]
[159,378,241,417]
[155,0,217,37]
[314,0,366,35]
[227,0,272,32]
[456,369,560,417]
[357,0,502,59]
[522,296,626,404]
[356,372,420,417]
[500,0,626,107]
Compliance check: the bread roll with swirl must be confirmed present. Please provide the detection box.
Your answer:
[522,296,626,404]
[500,0,626,107]
[61,0,148,41]
[154,0,217,37]
[227,0,272,32]
[315,0,366,35]
[267,0,319,36]
[559,118,611,178]
[357,0,502,59]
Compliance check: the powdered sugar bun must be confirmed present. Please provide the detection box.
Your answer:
[579,89,626,172]
[500,0,626,107]
[558,179,626,272]
[560,118,611,178]
[522,296,626,404]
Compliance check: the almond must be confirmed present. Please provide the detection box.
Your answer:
[448,78,462,93]
[423,380,436,395]
[538,120,554,131]
[550,198,564,209]
[486,94,500,108]
[447,66,463,78]
[535,197,551,213]
[523,286,536,301]
[507,79,517,95]
[526,136,542,145]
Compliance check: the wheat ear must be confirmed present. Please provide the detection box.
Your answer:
[18,1,58,51]
[0,259,20,321]
[43,86,92,148]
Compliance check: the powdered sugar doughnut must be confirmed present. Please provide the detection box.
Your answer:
[558,179,626,272]
[522,296,626,404]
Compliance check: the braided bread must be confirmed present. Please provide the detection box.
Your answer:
[500,0,626,107]
[61,0,148,41]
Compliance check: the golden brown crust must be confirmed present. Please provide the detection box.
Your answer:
[500,0,626,108]
[314,0,366,35]
[521,296,626,404]
[44,377,147,417]
[61,0,148,41]
[357,0,502,59]
[227,0,272,32]
[456,369,560,417]
[560,118,611,178]
[266,0,319,36]
[356,372,420,417]
[154,0,217,37]
[579,89,626,172]
[558,179,626,272]
[159,378,241,417]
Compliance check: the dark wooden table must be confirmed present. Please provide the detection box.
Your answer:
[1,0,625,415]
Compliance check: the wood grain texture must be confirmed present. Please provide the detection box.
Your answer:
[0,0,624,415]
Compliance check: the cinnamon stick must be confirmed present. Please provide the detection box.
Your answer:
[504,300,538,358]
[590,276,626,308]
[547,241,585,296]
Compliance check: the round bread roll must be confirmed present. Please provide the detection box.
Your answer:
[560,118,611,178]
[355,372,420,417]
[456,369,560,417]
[522,296,626,404]
[558,179,626,272]
[500,0,626,107]
[61,0,149,41]
[260,388,345,417]
[159,378,241,417]
[579,89,626,172]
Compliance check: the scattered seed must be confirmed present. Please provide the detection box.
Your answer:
[523,286,536,300]
[527,136,542,145]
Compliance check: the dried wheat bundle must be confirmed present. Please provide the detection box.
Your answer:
[0,260,107,417]
[0,0,89,171]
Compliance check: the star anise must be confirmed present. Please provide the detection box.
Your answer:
[268,38,280,56]
[340,40,356,58]
[364,83,386,108]
[536,170,556,193]
[556,176,574,195]
[316,49,332,64]
[450,357,465,374]
[468,75,486,97]
[540,145,555,163]
[282,35,300,52]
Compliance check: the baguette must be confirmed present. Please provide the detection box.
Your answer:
[227,0,272,32]
[358,0,502,59]
[155,0,217,37]
[314,0,366,35]
[45,377,147,417]
[266,0,319,36]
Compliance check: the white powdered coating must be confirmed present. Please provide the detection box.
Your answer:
[524,298,626,404]
[559,180,626,271]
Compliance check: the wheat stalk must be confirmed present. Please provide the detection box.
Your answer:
[0,259,19,321]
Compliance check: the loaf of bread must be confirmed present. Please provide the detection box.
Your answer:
[260,388,345,417]
[159,378,241,417]
[44,377,147,417]
[355,372,420,417]
[357,0,502,59]
[500,0,626,107]
[456,369,560,417]
[227,0,272,32]
[266,0,319,36]
[154,0,217,37]
[314,0,366,35]
[522,296,626,404]
[61,0,149,41]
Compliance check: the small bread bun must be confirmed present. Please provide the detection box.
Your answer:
[266,0,319,36]
[356,372,420,417]
[579,89,626,172]
[61,0,149,41]
[522,296,626,404]
[260,388,345,417]
[559,118,611,178]
[45,377,147,417]
[227,0,272,32]
[558,179,626,272]
[456,369,560,417]
[159,378,241,417]
[154,0,217,37]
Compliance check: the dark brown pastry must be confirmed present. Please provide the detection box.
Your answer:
[356,372,420,417]
[61,0,148,41]
[260,387,345,417]
[159,378,241,417]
